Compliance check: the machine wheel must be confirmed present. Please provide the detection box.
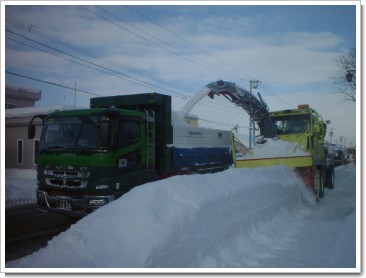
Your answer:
[318,174,325,199]
[325,168,334,190]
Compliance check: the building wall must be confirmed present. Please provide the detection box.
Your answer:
[5,95,35,109]
[5,117,43,170]
[5,85,42,109]
[5,84,43,169]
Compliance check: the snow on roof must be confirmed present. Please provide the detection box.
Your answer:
[6,84,41,94]
[5,105,74,119]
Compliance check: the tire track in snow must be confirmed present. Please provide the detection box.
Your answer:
[147,167,315,268]
[198,194,314,268]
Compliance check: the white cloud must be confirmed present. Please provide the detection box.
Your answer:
[6,5,344,90]
[279,31,343,50]
[5,49,70,74]
[4,5,357,146]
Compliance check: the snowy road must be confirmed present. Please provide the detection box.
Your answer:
[224,164,357,269]
[5,205,77,262]
[5,164,358,271]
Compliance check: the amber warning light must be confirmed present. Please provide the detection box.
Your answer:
[298,104,309,109]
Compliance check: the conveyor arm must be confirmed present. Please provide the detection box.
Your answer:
[206,80,277,138]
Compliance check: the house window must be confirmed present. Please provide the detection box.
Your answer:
[34,139,39,164]
[17,139,23,165]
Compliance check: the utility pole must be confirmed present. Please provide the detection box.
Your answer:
[249,116,252,149]
[344,138,347,151]
[249,80,260,149]
[340,136,343,149]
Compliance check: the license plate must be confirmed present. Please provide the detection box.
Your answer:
[57,199,72,210]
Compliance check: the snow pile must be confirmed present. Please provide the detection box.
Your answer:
[5,169,37,208]
[241,138,309,159]
[6,166,317,268]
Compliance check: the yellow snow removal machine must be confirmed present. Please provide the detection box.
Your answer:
[234,104,334,199]
[201,80,334,200]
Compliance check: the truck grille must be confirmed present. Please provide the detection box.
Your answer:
[46,177,87,188]
[45,169,89,178]
[44,169,89,188]
[53,170,77,176]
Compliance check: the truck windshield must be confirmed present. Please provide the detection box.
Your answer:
[271,114,310,135]
[39,116,105,152]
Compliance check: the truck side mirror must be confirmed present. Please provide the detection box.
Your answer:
[28,114,46,139]
[28,124,36,139]
[99,121,110,148]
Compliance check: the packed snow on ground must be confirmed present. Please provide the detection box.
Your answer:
[5,164,357,271]
[5,168,37,209]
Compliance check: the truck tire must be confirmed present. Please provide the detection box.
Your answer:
[326,168,334,190]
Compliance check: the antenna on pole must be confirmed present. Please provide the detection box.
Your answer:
[74,81,77,109]
[329,128,334,144]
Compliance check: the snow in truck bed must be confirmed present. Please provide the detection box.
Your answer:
[238,138,309,159]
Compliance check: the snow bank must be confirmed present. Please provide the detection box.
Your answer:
[6,166,315,268]
[5,169,37,208]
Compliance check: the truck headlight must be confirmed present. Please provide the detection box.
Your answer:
[96,184,109,190]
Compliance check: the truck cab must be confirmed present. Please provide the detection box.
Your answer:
[28,93,233,217]
[29,106,158,217]
[269,104,332,197]
[269,104,326,167]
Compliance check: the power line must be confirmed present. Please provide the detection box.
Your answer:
[7,11,258,101]
[6,28,187,97]
[6,15,191,97]
[198,117,249,129]
[6,70,250,131]
[99,5,252,81]
[6,71,102,96]
[81,6,248,81]
[7,28,259,126]
[6,35,128,82]
[5,10,262,130]
[125,5,256,81]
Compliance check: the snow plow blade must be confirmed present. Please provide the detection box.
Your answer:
[235,155,312,168]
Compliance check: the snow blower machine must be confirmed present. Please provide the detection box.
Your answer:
[203,80,334,200]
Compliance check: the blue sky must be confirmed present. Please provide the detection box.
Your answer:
[3,2,359,146]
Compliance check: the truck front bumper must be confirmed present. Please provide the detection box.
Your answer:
[36,189,114,218]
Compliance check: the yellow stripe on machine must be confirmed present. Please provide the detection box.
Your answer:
[235,155,312,168]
